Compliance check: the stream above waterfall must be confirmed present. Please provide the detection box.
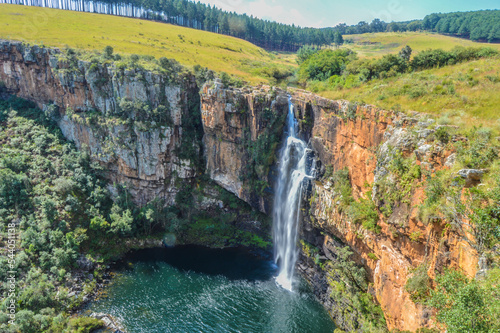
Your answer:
[88,246,335,333]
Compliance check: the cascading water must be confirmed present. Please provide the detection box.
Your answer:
[273,97,313,291]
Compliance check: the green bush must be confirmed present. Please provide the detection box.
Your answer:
[405,264,431,303]
[68,317,104,333]
[299,49,355,81]
[428,269,499,333]
[456,126,498,169]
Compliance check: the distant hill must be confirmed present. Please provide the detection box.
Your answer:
[0,4,296,84]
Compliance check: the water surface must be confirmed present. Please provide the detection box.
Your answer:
[90,246,335,333]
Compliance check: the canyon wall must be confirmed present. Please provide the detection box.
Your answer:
[0,41,286,213]
[200,82,288,213]
[0,41,480,332]
[0,40,199,205]
[291,90,478,332]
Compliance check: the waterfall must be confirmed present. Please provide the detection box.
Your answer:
[273,97,313,291]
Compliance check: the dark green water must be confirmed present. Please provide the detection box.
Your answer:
[90,246,335,333]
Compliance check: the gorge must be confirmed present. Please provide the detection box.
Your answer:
[0,40,487,332]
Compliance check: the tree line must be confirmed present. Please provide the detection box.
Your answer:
[2,0,498,50]
[422,10,500,42]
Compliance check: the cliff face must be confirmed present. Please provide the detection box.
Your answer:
[291,90,478,332]
[0,41,479,332]
[0,41,199,205]
[201,82,288,213]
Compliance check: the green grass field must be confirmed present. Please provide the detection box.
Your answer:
[0,4,296,84]
[318,57,500,129]
[343,32,500,58]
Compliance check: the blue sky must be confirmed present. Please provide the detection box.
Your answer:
[196,0,499,28]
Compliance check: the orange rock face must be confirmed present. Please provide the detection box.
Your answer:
[200,82,289,213]
[292,91,478,332]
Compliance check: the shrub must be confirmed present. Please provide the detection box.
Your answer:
[428,269,497,333]
[299,49,355,81]
[103,45,113,59]
[409,231,422,242]
[68,317,104,333]
[405,264,430,303]
[434,126,450,144]
[456,126,498,169]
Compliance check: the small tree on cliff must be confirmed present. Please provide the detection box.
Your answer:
[104,45,114,59]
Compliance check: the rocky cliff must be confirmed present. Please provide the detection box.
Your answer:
[0,40,201,206]
[201,82,288,213]
[0,41,481,332]
[290,90,478,332]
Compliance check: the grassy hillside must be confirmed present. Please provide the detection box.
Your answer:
[343,32,500,58]
[318,57,500,129]
[0,4,295,84]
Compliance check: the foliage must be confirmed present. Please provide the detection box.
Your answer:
[327,247,387,331]
[303,44,497,92]
[422,10,500,42]
[405,264,430,303]
[180,210,270,249]
[375,149,421,218]
[410,47,498,70]
[68,317,104,333]
[455,126,498,169]
[428,269,500,333]
[0,97,122,331]
[299,49,355,81]
[330,169,381,233]
[103,45,114,59]
[443,176,500,255]
[398,45,412,62]
[349,192,380,233]
[296,45,319,64]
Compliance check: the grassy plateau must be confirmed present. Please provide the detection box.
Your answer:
[343,32,500,58]
[0,4,296,84]
[317,57,500,129]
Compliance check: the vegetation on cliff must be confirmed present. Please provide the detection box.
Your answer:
[0,97,113,332]
[300,241,387,333]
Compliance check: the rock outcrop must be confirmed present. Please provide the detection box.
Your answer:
[201,81,289,213]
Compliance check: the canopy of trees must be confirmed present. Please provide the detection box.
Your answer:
[422,10,500,42]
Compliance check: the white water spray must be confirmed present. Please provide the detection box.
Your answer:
[273,97,313,291]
